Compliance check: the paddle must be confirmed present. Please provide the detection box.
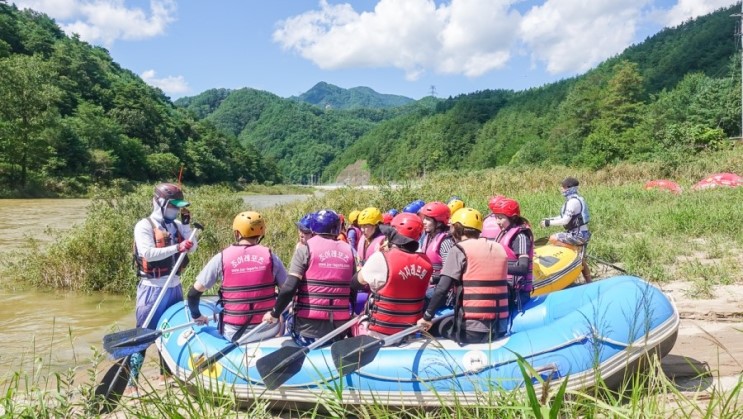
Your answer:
[256,315,367,390]
[103,319,204,359]
[186,321,272,381]
[534,236,549,247]
[587,254,629,274]
[92,224,202,414]
[330,324,422,376]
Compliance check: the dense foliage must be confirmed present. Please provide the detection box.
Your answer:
[0,3,280,197]
[289,81,415,110]
[180,5,741,184]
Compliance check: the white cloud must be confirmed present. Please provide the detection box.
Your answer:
[519,0,651,74]
[273,0,520,80]
[661,0,738,28]
[13,0,177,46]
[140,69,189,95]
[275,0,738,80]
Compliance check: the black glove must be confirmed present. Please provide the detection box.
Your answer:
[181,208,191,225]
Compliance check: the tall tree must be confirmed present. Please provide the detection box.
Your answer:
[0,54,61,188]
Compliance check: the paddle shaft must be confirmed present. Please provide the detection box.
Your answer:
[108,319,201,349]
[187,321,271,381]
[306,314,368,351]
[587,254,629,274]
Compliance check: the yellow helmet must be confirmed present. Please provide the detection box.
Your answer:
[348,210,361,224]
[233,211,266,238]
[447,199,464,215]
[449,207,483,231]
[358,207,383,226]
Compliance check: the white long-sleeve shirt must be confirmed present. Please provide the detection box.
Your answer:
[134,211,198,287]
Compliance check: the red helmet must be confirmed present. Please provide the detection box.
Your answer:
[419,201,450,224]
[487,195,505,214]
[490,197,520,218]
[382,213,394,225]
[391,213,424,240]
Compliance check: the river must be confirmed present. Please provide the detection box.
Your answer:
[0,194,311,377]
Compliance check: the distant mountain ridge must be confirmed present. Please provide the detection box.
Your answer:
[289,82,414,110]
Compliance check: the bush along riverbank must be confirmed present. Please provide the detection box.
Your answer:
[1,148,741,416]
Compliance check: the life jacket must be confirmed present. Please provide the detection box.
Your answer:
[367,249,432,335]
[134,217,189,278]
[561,193,590,232]
[496,225,534,293]
[480,214,502,240]
[356,232,385,266]
[219,244,276,327]
[295,236,354,321]
[347,226,361,247]
[456,238,509,321]
[420,231,448,276]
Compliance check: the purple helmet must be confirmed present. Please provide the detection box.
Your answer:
[296,212,315,234]
[402,200,425,214]
[310,209,341,235]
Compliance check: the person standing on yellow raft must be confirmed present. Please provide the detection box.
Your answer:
[540,177,593,283]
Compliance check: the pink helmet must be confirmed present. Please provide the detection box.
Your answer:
[419,201,450,224]
[490,197,520,218]
[391,213,424,240]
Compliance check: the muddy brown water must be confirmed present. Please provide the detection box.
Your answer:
[0,195,311,376]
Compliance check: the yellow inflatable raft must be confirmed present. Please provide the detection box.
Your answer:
[532,243,584,296]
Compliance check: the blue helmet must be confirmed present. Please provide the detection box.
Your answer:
[386,208,399,217]
[402,200,425,214]
[310,209,341,235]
[296,212,314,234]
[447,195,462,204]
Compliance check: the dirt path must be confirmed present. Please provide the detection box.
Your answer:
[659,282,743,392]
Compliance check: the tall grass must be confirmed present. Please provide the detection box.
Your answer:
[1,147,741,416]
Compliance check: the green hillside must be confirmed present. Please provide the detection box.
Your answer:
[290,81,415,110]
[0,3,280,196]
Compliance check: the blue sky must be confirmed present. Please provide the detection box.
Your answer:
[13,0,740,100]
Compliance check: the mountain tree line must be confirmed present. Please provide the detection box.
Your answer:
[0,2,279,196]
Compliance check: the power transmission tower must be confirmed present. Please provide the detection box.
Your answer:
[429,85,437,97]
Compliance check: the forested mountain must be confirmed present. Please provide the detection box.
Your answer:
[0,3,280,196]
[289,82,414,110]
[181,5,740,184]
[1,1,739,193]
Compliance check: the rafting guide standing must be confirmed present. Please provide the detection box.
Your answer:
[128,183,198,394]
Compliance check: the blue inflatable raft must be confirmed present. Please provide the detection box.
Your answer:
[155,275,679,407]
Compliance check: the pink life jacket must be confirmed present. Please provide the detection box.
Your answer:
[219,244,276,326]
[421,231,447,276]
[295,236,354,321]
[497,225,534,292]
[480,214,501,240]
[356,232,385,265]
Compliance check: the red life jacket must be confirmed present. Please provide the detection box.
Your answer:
[496,225,534,293]
[457,238,509,321]
[356,232,385,265]
[295,236,354,321]
[219,244,276,326]
[420,231,448,276]
[134,217,188,278]
[368,249,432,335]
[480,214,501,240]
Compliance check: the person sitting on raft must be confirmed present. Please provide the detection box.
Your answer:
[352,213,432,339]
[262,210,355,347]
[540,177,593,283]
[346,210,362,254]
[188,211,287,342]
[489,197,534,313]
[417,208,510,343]
[480,195,505,240]
[447,196,465,217]
[417,201,454,304]
[356,207,385,268]
[295,212,314,246]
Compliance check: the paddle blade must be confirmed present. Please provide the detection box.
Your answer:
[103,327,159,354]
[106,341,152,360]
[91,357,131,414]
[330,336,382,375]
[256,346,307,390]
